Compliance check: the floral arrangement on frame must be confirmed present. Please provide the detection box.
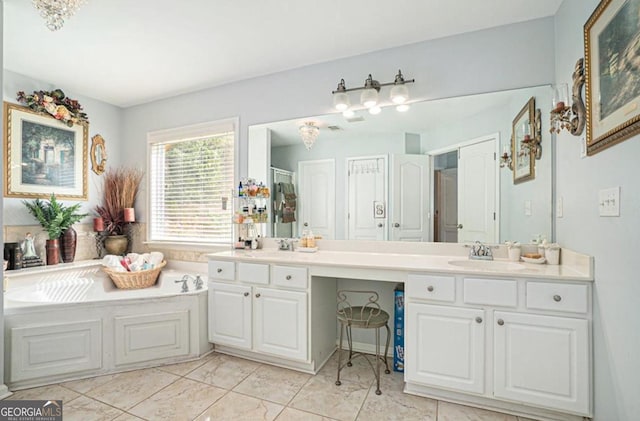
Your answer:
[17,89,89,127]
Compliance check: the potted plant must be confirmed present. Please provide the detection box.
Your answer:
[23,193,87,265]
[95,166,144,255]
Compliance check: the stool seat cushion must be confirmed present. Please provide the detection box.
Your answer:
[337,306,390,328]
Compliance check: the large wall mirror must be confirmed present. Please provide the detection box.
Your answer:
[248,85,553,244]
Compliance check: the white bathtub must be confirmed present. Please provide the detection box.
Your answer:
[3,260,211,390]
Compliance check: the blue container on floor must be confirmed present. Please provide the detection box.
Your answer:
[393,283,404,372]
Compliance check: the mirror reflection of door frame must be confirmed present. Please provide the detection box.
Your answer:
[428,132,500,243]
[298,159,336,240]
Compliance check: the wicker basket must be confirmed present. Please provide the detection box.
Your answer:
[103,261,167,290]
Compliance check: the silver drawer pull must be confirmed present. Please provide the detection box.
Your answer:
[217,268,222,273]
[255,293,261,298]
[475,317,483,324]
[553,294,562,302]
[286,275,292,280]
[243,292,249,297]
[497,319,504,326]
[427,286,434,292]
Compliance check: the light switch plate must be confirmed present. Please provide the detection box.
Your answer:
[599,187,620,217]
[524,200,532,216]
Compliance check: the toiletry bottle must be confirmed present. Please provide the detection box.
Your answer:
[300,230,308,248]
[238,181,244,197]
[306,230,316,248]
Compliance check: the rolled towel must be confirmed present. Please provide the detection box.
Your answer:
[148,251,164,267]
[103,255,123,269]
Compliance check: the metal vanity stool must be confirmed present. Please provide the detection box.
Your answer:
[335,290,391,395]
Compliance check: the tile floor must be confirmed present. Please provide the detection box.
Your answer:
[4,352,539,421]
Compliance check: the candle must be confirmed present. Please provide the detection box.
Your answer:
[123,208,135,223]
[93,217,104,232]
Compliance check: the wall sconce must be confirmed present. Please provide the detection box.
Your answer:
[500,145,513,170]
[522,109,542,159]
[299,122,320,150]
[332,70,415,115]
[550,58,586,136]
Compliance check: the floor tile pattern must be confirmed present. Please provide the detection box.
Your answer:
[2,352,543,421]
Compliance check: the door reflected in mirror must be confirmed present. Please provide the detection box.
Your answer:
[248,85,553,244]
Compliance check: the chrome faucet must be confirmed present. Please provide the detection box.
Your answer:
[175,278,189,293]
[179,274,203,291]
[466,241,494,260]
[276,238,297,251]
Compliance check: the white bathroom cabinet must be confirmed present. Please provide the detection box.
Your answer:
[208,260,324,370]
[405,274,592,420]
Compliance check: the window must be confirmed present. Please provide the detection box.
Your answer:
[148,119,237,244]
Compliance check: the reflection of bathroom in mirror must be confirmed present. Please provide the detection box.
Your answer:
[248,85,553,244]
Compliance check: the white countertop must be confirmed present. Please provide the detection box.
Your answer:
[209,247,593,281]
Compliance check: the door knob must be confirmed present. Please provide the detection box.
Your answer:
[377,223,383,228]
[393,223,400,228]
[303,222,309,227]
[457,224,463,229]
[497,319,504,326]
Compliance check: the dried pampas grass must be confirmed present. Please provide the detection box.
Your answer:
[96,166,144,235]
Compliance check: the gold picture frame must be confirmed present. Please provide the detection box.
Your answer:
[512,97,535,184]
[3,102,88,200]
[585,0,640,155]
[90,134,107,175]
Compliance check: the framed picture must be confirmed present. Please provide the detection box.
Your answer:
[3,102,88,200]
[585,0,640,155]
[512,97,535,184]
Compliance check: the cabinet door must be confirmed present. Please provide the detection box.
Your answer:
[406,303,485,394]
[494,311,590,416]
[254,287,308,361]
[208,282,252,349]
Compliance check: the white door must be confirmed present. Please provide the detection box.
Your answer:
[208,282,252,349]
[494,311,590,415]
[435,168,458,243]
[254,287,308,361]
[346,156,387,240]
[406,303,485,394]
[298,159,335,239]
[390,154,430,241]
[458,139,497,243]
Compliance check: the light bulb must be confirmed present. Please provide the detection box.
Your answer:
[390,84,409,104]
[360,88,378,108]
[369,106,382,115]
[333,92,350,111]
[396,104,410,112]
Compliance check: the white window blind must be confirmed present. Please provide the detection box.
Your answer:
[148,119,236,244]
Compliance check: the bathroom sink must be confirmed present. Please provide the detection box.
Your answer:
[448,259,527,271]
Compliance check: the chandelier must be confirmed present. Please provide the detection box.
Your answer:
[299,122,320,150]
[33,0,86,31]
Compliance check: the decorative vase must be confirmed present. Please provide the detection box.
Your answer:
[46,239,60,266]
[104,235,128,256]
[60,226,78,263]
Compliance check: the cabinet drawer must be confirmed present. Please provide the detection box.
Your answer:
[526,282,588,314]
[271,265,308,289]
[464,278,517,307]
[407,274,455,302]
[209,260,235,281]
[237,262,269,285]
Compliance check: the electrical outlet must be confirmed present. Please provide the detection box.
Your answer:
[557,196,563,218]
[598,187,620,217]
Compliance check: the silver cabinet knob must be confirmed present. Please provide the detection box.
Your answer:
[286,275,292,280]
[553,295,562,302]
[377,223,383,227]
[475,317,483,324]
[303,222,309,227]
[255,293,261,298]
[427,286,434,292]
[497,319,504,326]
[457,224,463,229]
[217,268,222,273]
[393,223,400,228]
[243,292,249,297]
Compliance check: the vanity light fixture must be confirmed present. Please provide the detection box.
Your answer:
[33,0,86,31]
[550,58,586,136]
[299,122,320,150]
[332,70,415,113]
